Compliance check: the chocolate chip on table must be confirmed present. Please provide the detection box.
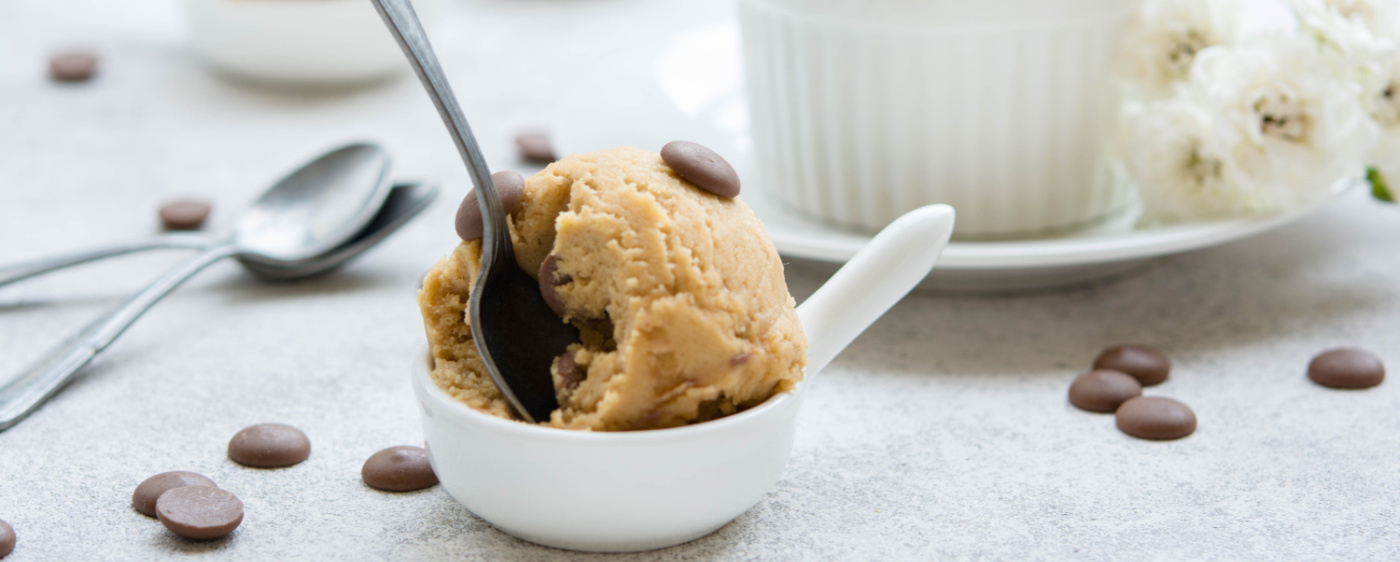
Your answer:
[158,200,212,231]
[515,131,557,164]
[660,141,741,198]
[1115,396,1196,440]
[0,519,14,558]
[455,171,525,241]
[537,253,570,317]
[555,350,584,389]
[1308,348,1385,389]
[1093,345,1170,386]
[1068,370,1143,413]
[155,486,243,540]
[362,446,439,492]
[133,471,218,517]
[228,423,311,468]
[49,51,98,83]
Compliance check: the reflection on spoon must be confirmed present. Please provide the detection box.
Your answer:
[243,181,439,281]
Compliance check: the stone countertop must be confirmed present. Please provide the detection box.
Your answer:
[2,0,1399,560]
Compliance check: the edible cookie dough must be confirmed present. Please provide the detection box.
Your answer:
[418,147,807,431]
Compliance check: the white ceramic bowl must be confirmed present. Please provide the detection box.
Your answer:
[413,205,956,552]
[739,0,1140,238]
[413,352,806,552]
[182,0,441,86]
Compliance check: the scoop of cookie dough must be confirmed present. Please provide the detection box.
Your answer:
[418,147,807,431]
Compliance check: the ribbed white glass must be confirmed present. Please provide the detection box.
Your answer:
[739,0,1140,238]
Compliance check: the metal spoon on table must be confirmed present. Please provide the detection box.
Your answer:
[0,143,394,288]
[372,0,578,423]
[0,146,417,431]
[0,182,438,284]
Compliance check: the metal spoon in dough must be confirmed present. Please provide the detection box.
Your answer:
[371,0,579,423]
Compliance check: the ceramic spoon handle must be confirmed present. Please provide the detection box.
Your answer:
[0,233,215,288]
[0,244,239,431]
[796,205,956,377]
[368,0,509,264]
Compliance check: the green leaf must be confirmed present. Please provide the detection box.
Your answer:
[1368,167,1395,203]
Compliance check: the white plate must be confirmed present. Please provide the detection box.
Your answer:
[552,23,1357,291]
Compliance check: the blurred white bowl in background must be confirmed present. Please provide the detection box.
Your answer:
[182,0,442,86]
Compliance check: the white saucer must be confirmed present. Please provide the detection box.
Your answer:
[552,22,1357,291]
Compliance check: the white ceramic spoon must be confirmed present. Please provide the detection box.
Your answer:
[413,204,956,553]
[798,204,957,377]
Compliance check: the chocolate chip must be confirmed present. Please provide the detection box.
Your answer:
[1308,348,1385,389]
[1115,397,1196,440]
[537,253,570,317]
[159,200,211,231]
[1093,345,1170,386]
[132,471,218,517]
[730,353,751,367]
[362,446,438,492]
[556,350,584,389]
[227,423,310,468]
[1068,370,1143,413]
[660,141,740,198]
[515,131,556,164]
[0,519,13,558]
[49,51,98,83]
[455,171,525,241]
[155,486,243,540]
[579,316,613,339]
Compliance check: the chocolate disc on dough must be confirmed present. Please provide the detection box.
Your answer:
[455,171,525,241]
[1068,370,1143,413]
[133,471,218,517]
[554,350,583,390]
[537,253,571,317]
[0,519,14,558]
[362,446,438,492]
[159,200,211,231]
[1115,397,1196,440]
[227,423,311,468]
[49,51,98,82]
[660,141,740,198]
[1308,348,1385,389]
[155,486,243,540]
[1094,345,1170,386]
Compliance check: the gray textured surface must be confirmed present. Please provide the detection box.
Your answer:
[2,0,1400,560]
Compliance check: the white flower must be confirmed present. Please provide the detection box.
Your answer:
[1291,0,1398,55]
[1126,98,1254,222]
[1360,46,1400,185]
[1189,36,1376,211]
[1125,36,1377,222]
[1120,0,1241,99]
[1360,49,1400,126]
[1291,2,1400,187]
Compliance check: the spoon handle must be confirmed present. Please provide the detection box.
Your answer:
[368,0,511,263]
[796,205,956,377]
[0,244,238,431]
[0,233,216,288]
